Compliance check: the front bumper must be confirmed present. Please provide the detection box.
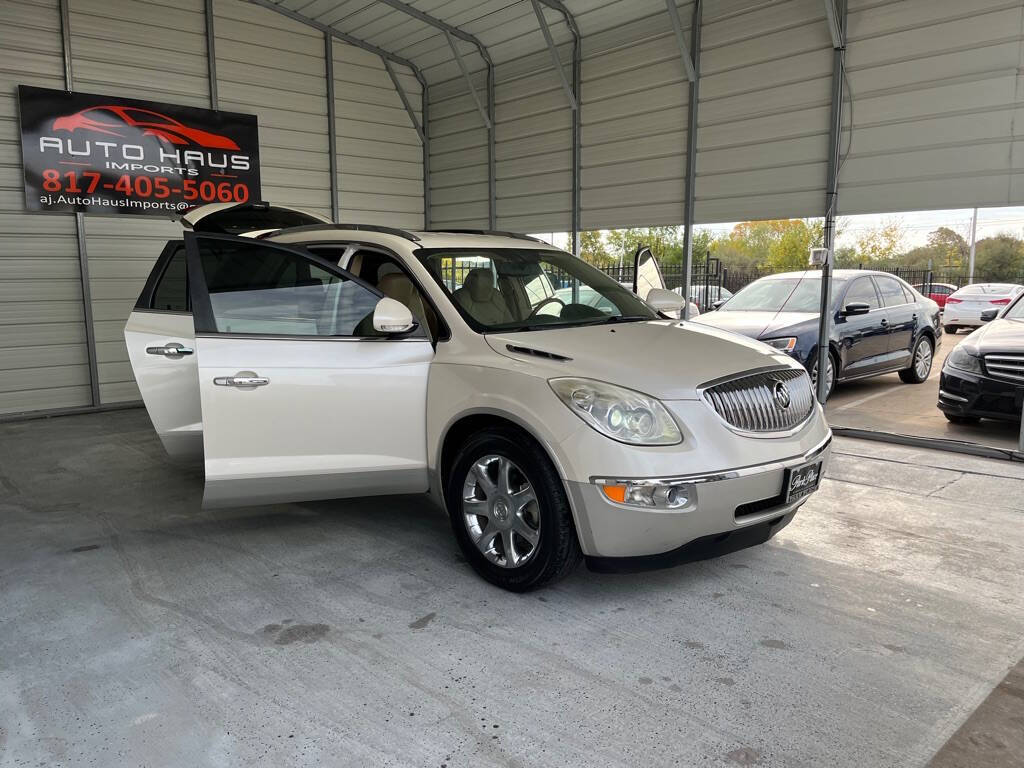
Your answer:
[566,435,831,561]
[938,368,1023,422]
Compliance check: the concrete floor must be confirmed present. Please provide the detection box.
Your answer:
[826,333,1022,452]
[1,410,1022,768]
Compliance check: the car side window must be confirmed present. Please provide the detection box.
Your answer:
[874,276,907,307]
[151,246,189,312]
[349,250,440,340]
[844,277,880,309]
[195,239,383,337]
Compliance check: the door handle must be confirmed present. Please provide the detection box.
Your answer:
[213,372,269,388]
[146,343,193,357]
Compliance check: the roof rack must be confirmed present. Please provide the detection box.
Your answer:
[257,223,421,242]
[427,229,545,243]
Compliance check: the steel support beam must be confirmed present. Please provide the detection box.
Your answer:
[680,0,702,320]
[529,0,577,111]
[325,33,339,221]
[384,58,431,228]
[536,0,581,254]
[823,0,842,50]
[444,31,491,130]
[817,0,846,404]
[58,0,101,409]
[664,0,697,83]
[205,0,218,108]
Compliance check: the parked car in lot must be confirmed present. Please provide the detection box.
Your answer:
[943,283,1024,333]
[938,292,1024,424]
[683,284,733,312]
[911,282,958,309]
[125,202,832,591]
[692,270,942,398]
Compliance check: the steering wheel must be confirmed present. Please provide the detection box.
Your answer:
[527,296,566,318]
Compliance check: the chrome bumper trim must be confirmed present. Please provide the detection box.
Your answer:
[938,389,969,403]
[590,433,832,487]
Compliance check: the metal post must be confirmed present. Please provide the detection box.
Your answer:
[968,206,978,284]
[422,81,431,229]
[205,0,218,109]
[59,0,101,408]
[818,0,846,404]
[325,33,339,221]
[529,0,577,110]
[680,0,702,320]
[487,62,496,230]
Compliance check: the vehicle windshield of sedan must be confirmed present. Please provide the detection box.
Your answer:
[417,248,657,332]
[719,277,841,313]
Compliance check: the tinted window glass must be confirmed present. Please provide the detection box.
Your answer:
[844,277,880,309]
[723,277,840,313]
[196,240,382,336]
[151,246,188,311]
[874,276,907,307]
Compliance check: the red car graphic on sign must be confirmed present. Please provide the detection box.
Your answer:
[52,106,240,150]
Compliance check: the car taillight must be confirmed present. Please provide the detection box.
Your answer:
[945,298,962,304]
[991,298,1011,305]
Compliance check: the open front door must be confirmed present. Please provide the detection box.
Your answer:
[184,232,433,508]
[632,245,666,302]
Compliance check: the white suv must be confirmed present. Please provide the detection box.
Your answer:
[125,202,831,591]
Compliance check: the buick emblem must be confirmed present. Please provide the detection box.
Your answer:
[773,381,792,410]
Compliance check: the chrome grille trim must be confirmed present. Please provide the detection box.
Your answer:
[701,368,814,436]
[984,354,1024,383]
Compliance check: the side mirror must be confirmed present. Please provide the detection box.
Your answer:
[373,297,417,334]
[843,302,871,316]
[712,299,727,311]
[980,308,999,323]
[646,287,686,313]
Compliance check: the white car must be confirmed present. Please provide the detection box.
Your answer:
[125,202,832,591]
[944,283,1024,333]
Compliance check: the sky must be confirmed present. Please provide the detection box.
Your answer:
[531,205,1024,253]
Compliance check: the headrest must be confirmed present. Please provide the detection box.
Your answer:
[464,268,495,302]
[378,272,414,303]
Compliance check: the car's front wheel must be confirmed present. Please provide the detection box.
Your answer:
[899,335,934,383]
[445,426,582,591]
[810,351,838,401]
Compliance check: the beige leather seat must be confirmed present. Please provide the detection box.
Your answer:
[453,268,513,325]
[378,272,436,337]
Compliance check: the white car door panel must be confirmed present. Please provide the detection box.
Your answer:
[185,232,432,509]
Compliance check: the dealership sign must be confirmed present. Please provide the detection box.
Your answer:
[18,85,261,216]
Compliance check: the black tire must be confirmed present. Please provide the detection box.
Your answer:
[943,324,958,335]
[944,413,980,425]
[899,335,934,384]
[445,426,582,591]
[810,350,839,401]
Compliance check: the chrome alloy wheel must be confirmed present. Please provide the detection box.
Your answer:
[914,339,933,379]
[810,354,835,399]
[462,454,540,569]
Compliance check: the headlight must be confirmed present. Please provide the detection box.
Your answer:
[549,377,682,445]
[946,344,982,374]
[764,337,797,353]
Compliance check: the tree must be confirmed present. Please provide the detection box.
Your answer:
[927,226,969,270]
[709,219,823,271]
[606,226,685,265]
[855,218,906,265]
[578,230,612,267]
[974,234,1024,281]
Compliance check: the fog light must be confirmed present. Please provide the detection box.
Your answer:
[601,481,694,509]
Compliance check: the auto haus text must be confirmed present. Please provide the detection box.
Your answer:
[37,136,251,177]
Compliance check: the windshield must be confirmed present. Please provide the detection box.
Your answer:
[720,277,841,313]
[416,248,657,332]
[1005,294,1024,319]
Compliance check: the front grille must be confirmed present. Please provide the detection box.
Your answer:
[984,354,1024,383]
[703,368,814,434]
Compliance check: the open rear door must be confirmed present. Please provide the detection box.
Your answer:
[184,232,433,508]
[181,201,331,237]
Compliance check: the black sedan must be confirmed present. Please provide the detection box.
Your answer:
[938,292,1024,424]
[692,270,943,398]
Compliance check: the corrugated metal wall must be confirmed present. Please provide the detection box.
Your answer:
[839,0,1024,214]
[0,0,426,415]
[0,0,91,414]
[334,42,424,228]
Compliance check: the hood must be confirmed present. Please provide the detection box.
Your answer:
[970,317,1024,354]
[690,310,819,340]
[484,320,800,400]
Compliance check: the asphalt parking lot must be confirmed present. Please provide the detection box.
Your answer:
[1,410,1022,767]
[826,331,1022,452]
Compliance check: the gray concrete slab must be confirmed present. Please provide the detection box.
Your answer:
[826,337,1022,452]
[1,411,1022,768]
